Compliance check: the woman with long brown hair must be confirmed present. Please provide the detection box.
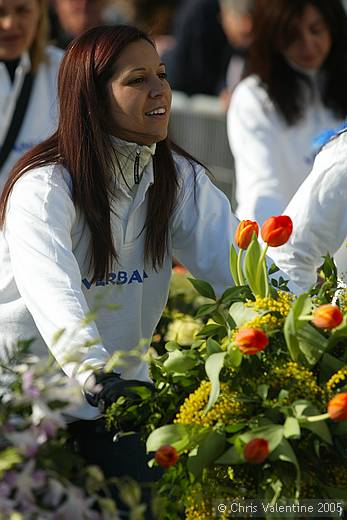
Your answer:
[228,0,347,225]
[0,24,240,506]
[0,0,63,189]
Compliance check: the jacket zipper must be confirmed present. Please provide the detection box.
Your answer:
[134,148,140,184]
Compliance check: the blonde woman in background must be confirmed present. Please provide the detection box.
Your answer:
[0,0,63,191]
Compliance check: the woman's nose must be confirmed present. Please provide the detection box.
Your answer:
[148,76,165,98]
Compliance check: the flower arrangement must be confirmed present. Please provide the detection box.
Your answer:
[0,343,143,519]
[107,215,347,519]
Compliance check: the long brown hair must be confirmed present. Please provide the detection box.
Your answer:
[248,0,347,125]
[0,25,198,282]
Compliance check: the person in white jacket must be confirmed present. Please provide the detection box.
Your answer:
[0,24,242,499]
[227,0,347,225]
[0,0,63,191]
[269,130,347,291]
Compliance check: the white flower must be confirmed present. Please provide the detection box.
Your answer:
[165,316,202,345]
[52,485,100,520]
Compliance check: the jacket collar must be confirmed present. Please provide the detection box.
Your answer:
[110,136,156,194]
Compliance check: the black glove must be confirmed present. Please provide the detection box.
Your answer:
[84,371,154,413]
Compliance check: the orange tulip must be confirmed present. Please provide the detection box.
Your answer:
[261,215,293,247]
[244,438,269,464]
[312,304,343,329]
[328,393,347,421]
[155,445,179,468]
[235,328,269,355]
[235,220,259,249]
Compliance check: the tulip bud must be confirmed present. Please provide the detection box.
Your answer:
[244,438,269,464]
[328,393,347,421]
[312,304,343,329]
[235,220,259,249]
[155,445,179,468]
[235,328,269,355]
[261,215,293,247]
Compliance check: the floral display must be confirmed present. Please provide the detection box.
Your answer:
[2,214,347,520]
[0,344,142,519]
[107,215,347,519]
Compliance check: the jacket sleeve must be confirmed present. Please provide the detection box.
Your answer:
[5,169,109,386]
[227,79,286,223]
[268,136,347,290]
[171,164,239,295]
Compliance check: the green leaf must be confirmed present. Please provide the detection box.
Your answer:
[0,448,22,476]
[229,245,239,286]
[225,422,247,433]
[320,353,345,381]
[240,425,284,453]
[206,338,222,355]
[187,278,216,300]
[244,234,267,296]
[293,400,333,444]
[163,350,197,373]
[269,439,300,480]
[228,301,259,328]
[221,285,253,306]
[257,384,269,400]
[195,303,218,318]
[268,263,280,275]
[296,323,328,365]
[302,420,333,445]
[187,430,225,477]
[226,348,243,368]
[328,318,347,348]
[215,444,244,464]
[283,417,301,439]
[331,421,347,436]
[284,293,312,361]
[204,351,227,413]
[196,323,226,338]
[146,424,206,453]
[165,341,179,352]
[321,253,338,283]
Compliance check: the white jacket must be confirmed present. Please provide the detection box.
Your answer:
[0,141,238,418]
[0,46,63,191]
[227,74,344,224]
[269,131,347,290]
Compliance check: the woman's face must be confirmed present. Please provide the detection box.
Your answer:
[283,4,332,71]
[0,0,40,61]
[107,39,172,146]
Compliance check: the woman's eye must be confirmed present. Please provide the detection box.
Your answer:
[158,72,167,80]
[311,24,325,35]
[16,6,32,15]
[130,77,145,85]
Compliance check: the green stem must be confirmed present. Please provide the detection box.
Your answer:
[304,412,330,423]
[237,249,245,286]
[256,244,269,295]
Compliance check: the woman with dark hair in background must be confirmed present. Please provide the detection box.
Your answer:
[228,0,347,224]
[0,24,240,514]
[0,0,63,191]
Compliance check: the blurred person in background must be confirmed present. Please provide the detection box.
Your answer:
[228,0,347,224]
[162,0,255,102]
[49,0,124,49]
[0,0,63,191]
[126,0,180,56]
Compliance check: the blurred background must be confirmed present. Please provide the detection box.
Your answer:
[45,0,347,212]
